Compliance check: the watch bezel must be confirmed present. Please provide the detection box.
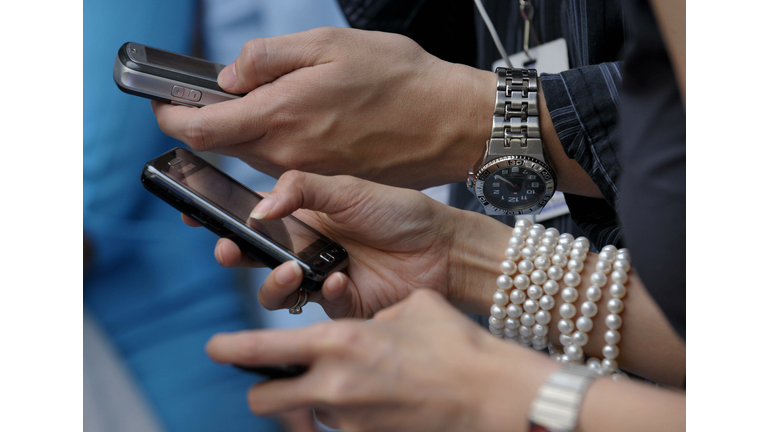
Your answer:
[474,155,557,215]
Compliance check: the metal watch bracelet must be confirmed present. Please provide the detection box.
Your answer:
[528,363,598,432]
[493,67,540,152]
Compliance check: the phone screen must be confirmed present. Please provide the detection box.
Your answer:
[167,160,329,260]
[144,46,219,80]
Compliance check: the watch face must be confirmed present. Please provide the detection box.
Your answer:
[474,156,556,215]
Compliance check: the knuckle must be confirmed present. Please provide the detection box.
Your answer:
[320,369,358,406]
[184,113,217,151]
[316,322,364,356]
[330,324,364,350]
[274,170,306,200]
[300,27,343,61]
[307,26,339,44]
[242,38,268,64]
[278,169,305,186]
[240,38,271,85]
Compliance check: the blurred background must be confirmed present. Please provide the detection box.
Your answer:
[83,1,347,431]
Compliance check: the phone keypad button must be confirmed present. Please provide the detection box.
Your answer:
[172,85,185,97]
[188,90,202,102]
[319,252,335,263]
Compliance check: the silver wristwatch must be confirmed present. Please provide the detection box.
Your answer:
[528,363,597,432]
[467,67,556,215]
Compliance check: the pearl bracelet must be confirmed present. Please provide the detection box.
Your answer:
[553,236,590,363]
[492,225,632,377]
[492,221,586,351]
[586,245,632,376]
[490,219,553,348]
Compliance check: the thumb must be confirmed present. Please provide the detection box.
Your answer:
[218,27,338,93]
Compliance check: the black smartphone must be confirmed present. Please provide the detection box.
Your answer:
[141,147,348,291]
[114,42,243,107]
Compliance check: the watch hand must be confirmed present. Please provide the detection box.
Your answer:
[494,175,520,189]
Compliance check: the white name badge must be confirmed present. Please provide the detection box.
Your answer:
[492,37,569,74]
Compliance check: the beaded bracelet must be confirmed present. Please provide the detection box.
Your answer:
[490,219,551,347]
[558,236,590,363]
[492,226,632,377]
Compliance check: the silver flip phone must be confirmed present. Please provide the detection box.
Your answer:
[114,42,243,107]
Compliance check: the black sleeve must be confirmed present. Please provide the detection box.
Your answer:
[337,0,477,66]
[618,0,686,340]
[539,63,625,250]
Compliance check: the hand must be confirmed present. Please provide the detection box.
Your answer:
[210,170,464,319]
[206,289,557,432]
[152,27,494,190]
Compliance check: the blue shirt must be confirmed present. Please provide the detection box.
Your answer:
[84,2,280,430]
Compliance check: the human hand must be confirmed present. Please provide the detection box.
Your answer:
[206,289,557,432]
[152,27,494,190]
[207,170,465,319]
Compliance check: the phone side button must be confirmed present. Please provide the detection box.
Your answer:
[207,220,225,233]
[172,85,185,97]
[319,252,335,263]
[189,213,208,225]
[188,90,202,102]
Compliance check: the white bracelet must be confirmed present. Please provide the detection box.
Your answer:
[593,246,631,375]
[492,227,632,377]
[493,222,586,350]
[578,246,631,377]
[528,363,598,432]
[557,236,590,363]
[490,219,543,346]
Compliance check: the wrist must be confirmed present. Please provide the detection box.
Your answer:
[439,65,496,185]
[475,340,560,432]
[445,208,512,315]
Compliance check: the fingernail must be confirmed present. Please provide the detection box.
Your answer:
[275,261,302,285]
[218,63,237,89]
[250,195,276,220]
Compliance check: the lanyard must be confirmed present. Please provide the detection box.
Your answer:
[473,0,539,67]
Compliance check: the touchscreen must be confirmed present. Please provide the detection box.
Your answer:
[169,161,327,258]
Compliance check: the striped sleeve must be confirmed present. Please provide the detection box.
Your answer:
[540,62,625,248]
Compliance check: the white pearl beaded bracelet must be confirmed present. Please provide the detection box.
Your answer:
[490,219,555,348]
[491,224,632,377]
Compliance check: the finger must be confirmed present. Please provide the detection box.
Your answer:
[317,272,360,319]
[152,92,271,152]
[246,373,321,416]
[247,374,346,418]
[215,238,266,268]
[217,28,340,94]
[249,171,364,221]
[205,324,334,366]
[181,213,202,227]
[256,261,305,310]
